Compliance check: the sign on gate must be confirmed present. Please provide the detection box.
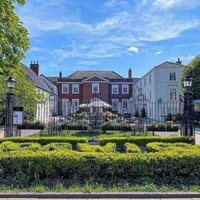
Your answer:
[13,107,23,125]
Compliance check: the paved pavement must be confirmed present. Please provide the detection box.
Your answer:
[0,198,200,200]
[0,192,200,199]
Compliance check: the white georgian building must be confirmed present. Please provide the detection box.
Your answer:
[132,58,184,121]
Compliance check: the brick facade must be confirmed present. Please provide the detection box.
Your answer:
[54,70,138,114]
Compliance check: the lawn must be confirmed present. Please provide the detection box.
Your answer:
[37,129,154,139]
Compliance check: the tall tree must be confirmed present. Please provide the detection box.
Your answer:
[0,0,44,122]
[182,54,200,99]
[0,0,29,75]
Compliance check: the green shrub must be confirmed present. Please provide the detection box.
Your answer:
[43,143,72,151]
[1,149,200,183]
[147,142,199,152]
[77,143,116,153]
[0,137,88,150]
[125,143,141,153]
[0,141,20,152]
[99,136,194,152]
[20,142,42,151]
[18,120,45,129]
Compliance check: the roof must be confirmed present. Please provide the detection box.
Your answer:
[134,60,184,85]
[66,71,124,79]
[155,61,184,69]
[22,64,51,92]
[46,77,59,84]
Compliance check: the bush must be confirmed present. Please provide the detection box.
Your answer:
[99,136,194,152]
[0,141,20,152]
[0,137,88,150]
[18,120,45,129]
[146,142,199,153]
[125,143,141,153]
[77,143,116,153]
[146,121,179,132]
[1,148,200,183]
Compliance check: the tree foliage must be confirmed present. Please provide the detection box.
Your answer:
[182,54,200,99]
[0,0,45,122]
[0,0,29,75]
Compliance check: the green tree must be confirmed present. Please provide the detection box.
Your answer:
[182,55,200,99]
[0,0,45,122]
[0,0,29,75]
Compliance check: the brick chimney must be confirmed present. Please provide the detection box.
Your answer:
[128,68,132,78]
[176,58,182,64]
[30,61,39,76]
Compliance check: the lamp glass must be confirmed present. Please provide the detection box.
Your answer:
[183,75,193,87]
[7,76,16,89]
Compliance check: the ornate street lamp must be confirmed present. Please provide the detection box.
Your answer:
[7,76,16,89]
[183,74,193,88]
[183,74,194,136]
[5,76,16,137]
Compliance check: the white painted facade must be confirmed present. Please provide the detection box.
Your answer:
[40,75,58,116]
[132,59,184,121]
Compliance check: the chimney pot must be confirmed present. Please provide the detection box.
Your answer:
[176,58,182,64]
[128,68,132,78]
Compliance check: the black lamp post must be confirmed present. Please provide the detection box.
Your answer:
[183,74,194,136]
[158,97,162,122]
[5,76,16,137]
[49,91,56,136]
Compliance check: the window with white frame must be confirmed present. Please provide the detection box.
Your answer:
[144,78,146,87]
[62,84,69,93]
[170,88,176,100]
[112,99,118,110]
[72,99,79,112]
[122,99,128,111]
[112,84,118,94]
[169,72,176,81]
[122,85,129,94]
[92,83,99,93]
[72,84,79,94]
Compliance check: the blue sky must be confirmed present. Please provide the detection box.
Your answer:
[16,0,200,78]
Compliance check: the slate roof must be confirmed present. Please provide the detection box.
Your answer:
[66,71,124,79]
[46,77,59,84]
[22,64,51,92]
[155,61,184,69]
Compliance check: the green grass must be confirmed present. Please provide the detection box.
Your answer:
[0,177,200,193]
[36,129,153,139]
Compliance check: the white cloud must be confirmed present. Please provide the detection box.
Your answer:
[103,0,129,8]
[16,0,200,62]
[155,51,162,55]
[153,0,200,10]
[127,46,139,53]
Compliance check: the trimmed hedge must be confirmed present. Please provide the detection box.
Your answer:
[0,137,88,150]
[0,150,200,183]
[124,142,141,153]
[99,136,194,151]
[77,143,116,153]
[147,142,200,152]
[0,142,72,152]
